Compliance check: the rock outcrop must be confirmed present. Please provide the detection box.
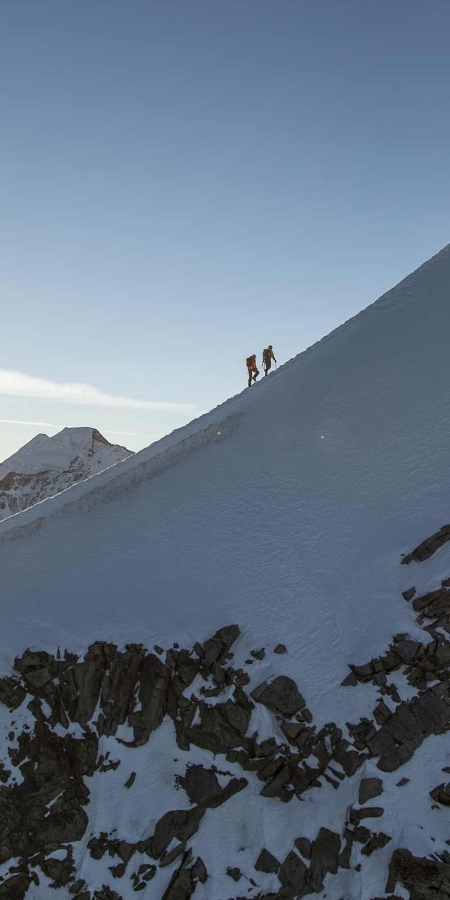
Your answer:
[401,524,450,565]
[4,523,450,898]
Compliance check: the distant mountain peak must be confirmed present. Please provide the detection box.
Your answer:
[0,426,134,519]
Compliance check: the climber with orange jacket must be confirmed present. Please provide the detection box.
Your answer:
[246,354,259,387]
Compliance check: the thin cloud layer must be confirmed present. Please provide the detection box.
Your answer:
[0,370,196,412]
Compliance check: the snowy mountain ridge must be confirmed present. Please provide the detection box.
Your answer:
[2,244,450,898]
[0,426,133,520]
[0,241,444,540]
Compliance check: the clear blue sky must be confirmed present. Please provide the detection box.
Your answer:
[1,0,449,460]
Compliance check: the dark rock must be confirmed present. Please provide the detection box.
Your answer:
[151,807,205,858]
[386,847,450,894]
[294,837,311,860]
[402,587,416,602]
[351,807,384,823]
[116,840,135,863]
[87,837,105,860]
[100,648,143,735]
[394,639,420,664]
[259,765,291,799]
[69,880,86,894]
[0,874,31,899]
[333,739,365,776]
[177,659,199,689]
[401,525,450,565]
[281,722,303,744]
[341,671,358,687]
[0,764,10,785]
[257,737,280,757]
[137,863,156,881]
[274,645,287,654]
[109,862,127,878]
[396,777,409,787]
[129,653,170,745]
[191,857,207,884]
[307,827,340,892]
[226,867,242,882]
[125,772,136,789]
[0,721,93,865]
[162,856,194,900]
[377,741,416,773]
[40,847,74,887]
[255,849,280,873]
[279,851,307,894]
[413,588,450,616]
[374,700,391,726]
[179,765,247,808]
[0,677,27,711]
[369,686,450,772]
[179,765,223,806]
[359,777,383,804]
[328,765,345,783]
[353,826,371,843]
[94,888,123,900]
[187,693,252,754]
[361,832,391,856]
[338,828,354,869]
[257,757,285,781]
[60,642,108,724]
[201,625,240,669]
[160,842,187,867]
[430,782,450,805]
[350,661,375,681]
[251,677,305,717]
[14,649,54,675]
[251,649,266,660]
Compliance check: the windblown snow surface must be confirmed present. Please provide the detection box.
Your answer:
[2,245,450,899]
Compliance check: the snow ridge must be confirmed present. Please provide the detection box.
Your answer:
[1,242,449,538]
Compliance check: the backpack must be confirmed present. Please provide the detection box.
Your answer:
[246,356,255,368]
[262,348,270,363]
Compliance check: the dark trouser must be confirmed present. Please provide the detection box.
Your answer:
[248,367,259,387]
[264,359,272,375]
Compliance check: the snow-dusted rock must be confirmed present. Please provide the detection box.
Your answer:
[251,677,306,718]
[0,427,133,520]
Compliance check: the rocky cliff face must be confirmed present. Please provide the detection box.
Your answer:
[0,428,133,520]
[1,525,450,899]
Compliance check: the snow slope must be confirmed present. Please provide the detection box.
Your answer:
[2,244,450,898]
[0,426,133,519]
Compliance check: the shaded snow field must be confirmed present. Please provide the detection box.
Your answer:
[2,244,450,897]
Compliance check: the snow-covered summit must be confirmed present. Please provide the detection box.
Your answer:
[0,426,133,519]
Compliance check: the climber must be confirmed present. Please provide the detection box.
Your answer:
[246,354,259,387]
[262,345,277,376]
